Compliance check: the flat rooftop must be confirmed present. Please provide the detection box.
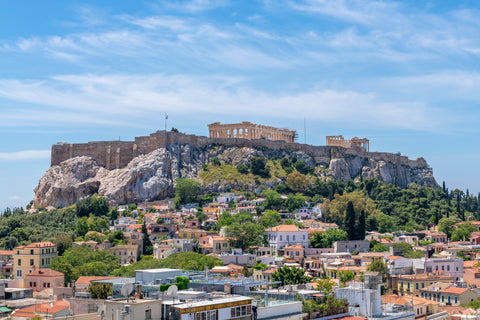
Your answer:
[172,296,251,310]
[135,268,182,273]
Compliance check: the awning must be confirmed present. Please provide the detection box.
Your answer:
[0,306,12,313]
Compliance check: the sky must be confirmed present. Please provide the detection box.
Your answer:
[1,0,480,211]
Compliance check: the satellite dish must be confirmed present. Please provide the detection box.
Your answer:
[166,285,178,297]
[120,283,134,298]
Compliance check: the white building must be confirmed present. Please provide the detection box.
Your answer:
[264,225,308,252]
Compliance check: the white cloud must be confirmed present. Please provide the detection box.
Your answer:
[0,73,442,131]
[0,150,50,161]
[8,195,22,201]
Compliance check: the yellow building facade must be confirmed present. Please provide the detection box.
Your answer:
[13,242,57,287]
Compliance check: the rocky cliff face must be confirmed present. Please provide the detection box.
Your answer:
[33,143,437,208]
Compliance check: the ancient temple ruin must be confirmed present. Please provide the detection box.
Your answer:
[326,135,369,152]
[208,121,296,143]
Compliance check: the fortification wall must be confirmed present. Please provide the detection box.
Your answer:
[51,131,429,170]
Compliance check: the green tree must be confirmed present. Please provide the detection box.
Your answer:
[356,210,366,240]
[262,190,283,210]
[367,259,390,282]
[87,282,113,299]
[371,243,389,252]
[338,270,355,285]
[272,266,311,286]
[345,201,356,240]
[377,213,394,233]
[316,278,334,295]
[250,157,269,177]
[451,222,477,241]
[285,193,307,212]
[174,178,200,207]
[142,221,153,255]
[286,171,309,192]
[55,234,73,256]
[236,164,249,174]
[438,217,459,238]
[258,210,282,228]
[310,229,348,248]
[75,217,90,237]
[225,222,265,250]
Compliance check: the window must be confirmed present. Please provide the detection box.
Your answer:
[293,235,296,241]
[30,259,34,266]
[30,249,34,255]
[280,236,282,241]
[286,235,289,241]
[421,283,425,288]
[303,235,306,240]
[455,297,458,305]
[296,251,299,256]
[34,282,36,287]
[16,270,22,278]
[29,282,32,287]
[436,266,438,271]
[18,259,21,266]
[447,265,450,271]
[442,266,444,271]
[415,283,419,290]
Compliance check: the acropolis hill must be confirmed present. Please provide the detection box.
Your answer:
[36,122,437,208]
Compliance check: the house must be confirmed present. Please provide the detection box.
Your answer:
[425,231,448,244]
[199,236,230,255]
[176,228,208,240]
[26,269,64,291]
[387,256,413,275]
[264,224,308,252]
[12,300,70,319]
[108,245,139,265]
[296,208,312,220]
[253,267,277,282]
[396,273,454,297]
[13,242,57,286]
[333,240,369,253]
[381,294,448,320]
[469,232,480,245]
[437,287,479,306]
[281,244,305,263]
[424,258,463,281]
[153,243,176,260]
[463,267,480,287]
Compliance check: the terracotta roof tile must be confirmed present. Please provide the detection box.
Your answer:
[441,287,468,294]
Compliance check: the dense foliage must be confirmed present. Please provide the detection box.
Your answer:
[111,253,223,277]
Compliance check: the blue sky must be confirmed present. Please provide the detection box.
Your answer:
[1,0,480,211]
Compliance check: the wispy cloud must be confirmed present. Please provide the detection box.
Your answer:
[0,150,50,161]
[0,73,444,131]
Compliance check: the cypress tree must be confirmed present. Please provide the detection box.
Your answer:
[345,201,356,240]
[142,221,153,255]
[356,210,366,240]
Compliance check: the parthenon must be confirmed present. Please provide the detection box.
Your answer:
[208,121,296,143]
[326,135,370,152]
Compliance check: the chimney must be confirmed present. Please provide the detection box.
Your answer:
[136,284,143,299]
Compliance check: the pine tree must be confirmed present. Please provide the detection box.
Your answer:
[345,201,356,240]
[142,221,153,255]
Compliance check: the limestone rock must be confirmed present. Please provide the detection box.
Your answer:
[34,143,438,208]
